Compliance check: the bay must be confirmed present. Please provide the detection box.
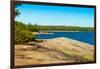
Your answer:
[36,32,94,45]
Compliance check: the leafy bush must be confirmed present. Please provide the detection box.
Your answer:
[15,30,33,44]
[15,21,36,44]
[26,23,39,32]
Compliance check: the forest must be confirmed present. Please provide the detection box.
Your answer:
[15,21,94,32]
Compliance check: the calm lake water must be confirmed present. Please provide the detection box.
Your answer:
[36,32,94,45]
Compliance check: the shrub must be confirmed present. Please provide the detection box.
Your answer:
[15,21,36,44]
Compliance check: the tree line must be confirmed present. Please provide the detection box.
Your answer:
[15,22,94,32]
[32,25,94,32]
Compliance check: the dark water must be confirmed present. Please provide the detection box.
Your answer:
[36,32,94,45]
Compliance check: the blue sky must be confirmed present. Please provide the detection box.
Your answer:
[15,4,94,27]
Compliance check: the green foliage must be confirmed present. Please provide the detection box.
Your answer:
[14,3,21,17]
[15,9,20,17]
[25,24,94,32]
[15,21,27,30]
[14,4,37,44]
[33,25,94,32]
[26,23,39,32]
[15,21,36,44]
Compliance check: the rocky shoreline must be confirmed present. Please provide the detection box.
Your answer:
[15,37,94,66]
[32,32,53,35]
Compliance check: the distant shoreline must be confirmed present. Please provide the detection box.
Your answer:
[32,31,94,35]
[32,32,53,35]
[32,31,93,33]
[48,31,94,32]
[49,31,79,32]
